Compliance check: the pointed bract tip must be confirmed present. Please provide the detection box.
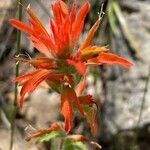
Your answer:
[27,4,31,10]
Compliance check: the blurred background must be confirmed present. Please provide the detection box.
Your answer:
[0,0,150,149]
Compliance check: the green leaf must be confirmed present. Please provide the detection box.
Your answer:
[112,0,141,59]
[63,139,87,150]
[37,131,65,143]
[108,1,117,35]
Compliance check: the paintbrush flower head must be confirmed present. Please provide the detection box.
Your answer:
[9,0,133,134]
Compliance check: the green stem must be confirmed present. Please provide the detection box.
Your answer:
[60,138,64,150]
[137,65,150,125]
[9,1,23,150]
[131,65,150,150]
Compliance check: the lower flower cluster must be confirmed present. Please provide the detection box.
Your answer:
[25,123,102,149]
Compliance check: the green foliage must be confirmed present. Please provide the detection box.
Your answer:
[108,1,117,35]
[36,131,88,150]
[37,131,65,143]
[63,140,87,150]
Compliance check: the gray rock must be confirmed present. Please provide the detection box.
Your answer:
[100,0,150,139]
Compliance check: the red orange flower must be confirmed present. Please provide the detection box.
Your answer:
[9,0,133,134]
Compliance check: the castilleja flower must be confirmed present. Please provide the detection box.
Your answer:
[9,0,132,134]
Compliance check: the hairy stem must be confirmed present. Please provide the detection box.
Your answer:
[9,0,23,150]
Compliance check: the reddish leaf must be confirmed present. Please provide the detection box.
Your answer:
[78,46,108,62]
[79,95,98,135]
[18,69,50,108]
[60,86,73,133]
[27,57,56,69]
[13,70,41,85]
[9,19,33,34]
[79,95,94,105]
[75,78,86,96]
[60,86,84,133]
[28,35,53,58]
[67,58,86,75]
[84,105,98,136]
[69,3,76,25]
[27,6,49,37]
[88,52,133,68]
[72,2,90,41]
[79,19,100,51]
[59,0,69,16]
